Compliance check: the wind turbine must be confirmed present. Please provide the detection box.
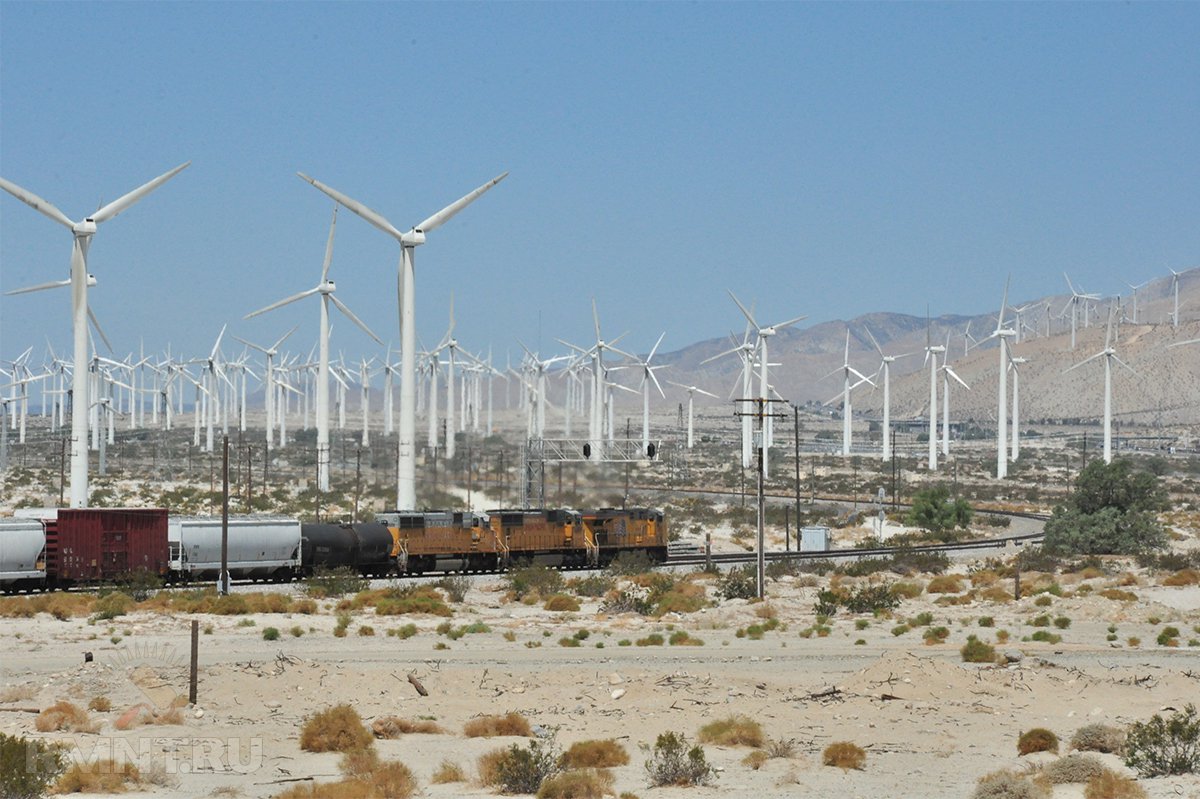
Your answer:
[667,381,718,449]
[923,314,945,471]
[1124,280,1150,325]
[1066,306,1134,463]
[988,278,1016,478]
[558,299,635,461]
[1169,269,1181,328]
[938,335,970,458]
[700,324,756,468]
[631,332,668,457]
[863,325,911,461]
[726,291,806,475]
[233,325,298,451]
[245,204,382,491]
[0,162,189,506]
[1061,273,1100,351]
[822,329,874,458]
[1009,355,1027,461]
[297,171,507,509]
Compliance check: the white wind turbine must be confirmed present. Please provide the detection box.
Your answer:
[863,325,911,461]
[558,299,635,461]
[1124,280,1150,325]
[700,324,756,468]
[1008,355,1027,461]
[233,325,298,451]
[922,315,945,471]
[297,171,507,509]
[727,291,806,475]
[667,381,718,449]
[1066,306,1134,464]
[1061,273,1100,351]
[938,334,970,458]
[245,204,382,491]
[0,162,188,507]
[1169,268,1181,328]
[987,278,1016,478]
[631,332,668,457]
[821,330,874,458]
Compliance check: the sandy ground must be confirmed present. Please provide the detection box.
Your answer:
[3,560,1200,799]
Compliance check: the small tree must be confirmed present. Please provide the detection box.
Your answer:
[905,486,972,539]
[1125,704,1200,777]
[1044,459,1169,556]
[645,732,714,787]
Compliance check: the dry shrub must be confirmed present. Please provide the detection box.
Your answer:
[742,750,769,770]
[431,760,466,784]
[274,750,416,799]
[463,712,533,738]
[926,574,965,594]
[697,715,765,747]
[373,587,452,617]
[47,594,95,620]
[822,741,865,770]
[300,704,374,753]
[1040,753,1109,784]
[892,581,924,599]
[36,700,98,733]
[1115,573,1139,587]
[114,704,184,731]
[765,738,797,759]
[1162,569,1200,586]
[561,739,630,769]
[1100,589,1138,602]
[972,769,1050,799]
[654,582,707,615]
[544,594,582,612]
[1018,728,1059,756]
[754,603,778,619]
[370,716,443,738]
[971,570,1000,587]
[1084,771,1147,799]
[977,585,1014,603]
[536,768,614,799]
[55,759,142,793]
[1071,723,1126,754]
[87,696,112,712]
[0,597,37,617]
[0,684,38,703]
[477,748,507,786]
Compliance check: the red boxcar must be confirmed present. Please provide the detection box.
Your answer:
[48,509,169,585]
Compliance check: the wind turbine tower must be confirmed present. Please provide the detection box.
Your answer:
[990,279,1016,478]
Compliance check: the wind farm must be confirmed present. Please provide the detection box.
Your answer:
[1,4,1199,799]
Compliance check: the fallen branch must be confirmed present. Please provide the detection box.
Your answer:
[407,673,429,697]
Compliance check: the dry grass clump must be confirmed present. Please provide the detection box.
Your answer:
[1162,569,1200,586]
[273,748,417,799]
[36,700,98,733]
[742,750,769,770]
[1099,588,1138,602]
[536,768,614,799]
[697,715,765,747]
[477,748,507,787]
[87,696,112,712]
[1083,771,1147,799]
[653,581,707,615]
[55,759,142,793]
[561,739,630,769]
[926,574,965,594]
[544,594,582,612]
[1018,728,1059,755]
[463,712,533,738]
[972,769,1050,799]
[0,684,38,703]
[977,585,1015,603]
[821,741,866,770]
[1070,723,1126,754]
[1040,753,1109,784]
[113,704,184,731]
[892,581,924,599]
[971,570,1001,587]
[430,760,466,784]
[299,704,374,753]
[370,716,444,738]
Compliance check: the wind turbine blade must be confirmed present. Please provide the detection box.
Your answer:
[271,324,300,351]
[995,275,1010,332]
[700,345,744,365]
[88,307,113,353]
[772,314,807,330]
[210,325,227,361]
[297,173,405,240]
[847,367,874,385]
[843,329,850,364]
[1167,337,1200,348]
[1065,351,1105,373]
[321,204,338,282]
[0,177,77,229]
[232,336,268,355]
[91,162,190,224]
[1063,272,1078,295]
[329,295,384,345]
[647,332,666,363]
[591,297,602,343]
[4,278,70,296]
[1112,354,1138,376]
[245,287,320,318]
[818,366,843,383]
[864,325,884,357]
[649,368,666,398]
[946,367,970,390]
[415,172,508,234]
[695,387,720,399]
[606,344,638,362]
[726,290,758,329]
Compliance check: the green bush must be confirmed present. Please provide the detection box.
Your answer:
[961,635,996,663]
[1018,728,1059,756]
[905,485,972,538]
[262,627,280,641]
[644,732,714,787]
[435,575,471,602]
[304,566,369,598]
[494,738,562,793]
[0,732,65,799]
[1043,460,1169,556]
[1124,704,1200,777]
[717,566,757,600]
[507,565,565,600]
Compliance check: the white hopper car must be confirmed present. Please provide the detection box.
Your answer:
[168,516,302,581]
[0,518,47,591]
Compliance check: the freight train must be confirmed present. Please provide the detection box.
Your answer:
[0,506,668,592]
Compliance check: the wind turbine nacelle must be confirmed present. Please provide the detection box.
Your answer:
[86,274,98,287]
[73,219,98,236]
[401,230,427,246]
[319,280,336,294]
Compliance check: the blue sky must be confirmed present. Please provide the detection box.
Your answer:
[1,2,1197,369]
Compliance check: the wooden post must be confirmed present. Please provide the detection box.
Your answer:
[219,436,230,595]
[189,619,199,705]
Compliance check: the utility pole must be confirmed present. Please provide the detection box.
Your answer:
[793,406,801,538]
[354,448,362,521]
[736,396,786,600]
[59,437,67,506]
